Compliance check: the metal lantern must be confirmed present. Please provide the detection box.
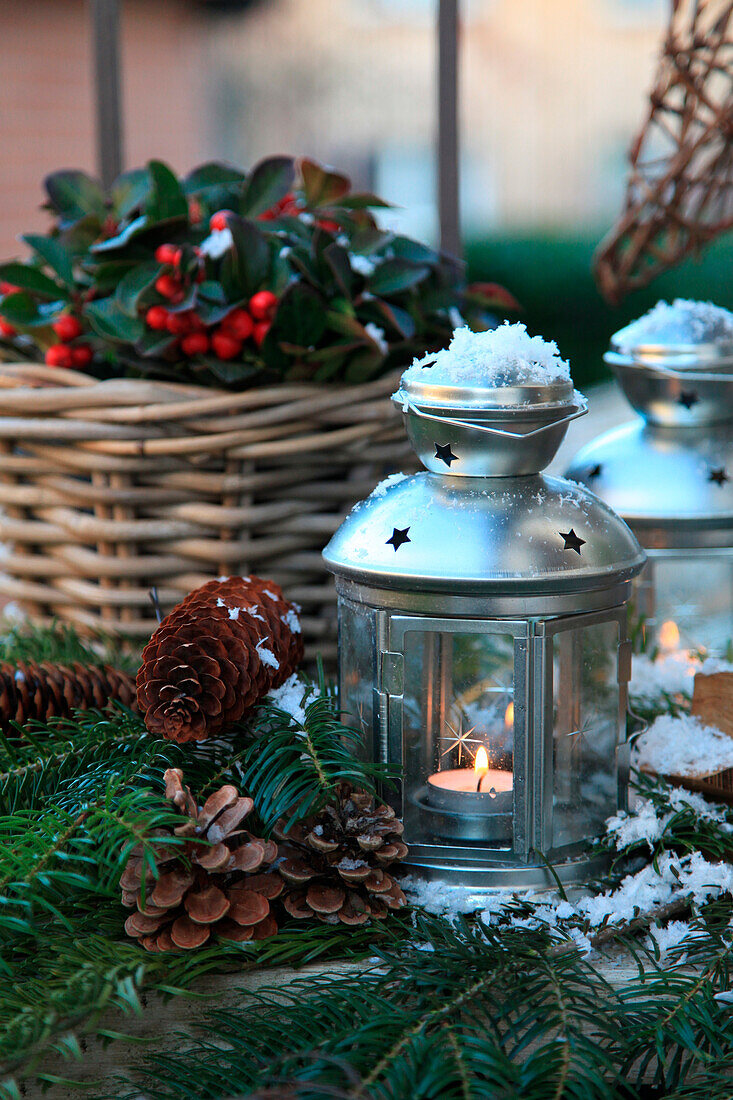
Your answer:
[567,302,733,659]
[323,369,645,891]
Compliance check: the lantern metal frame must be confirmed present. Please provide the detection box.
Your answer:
[325,370,645,894]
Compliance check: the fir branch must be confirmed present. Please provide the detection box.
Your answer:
[239,697,395,830]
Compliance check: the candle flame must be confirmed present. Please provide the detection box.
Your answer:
[504,701,514,728]
[659,620,680,652]
[474,746,489,774]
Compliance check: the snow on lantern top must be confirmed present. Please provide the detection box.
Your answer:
[400,323,572,390]
[613,299,733,359]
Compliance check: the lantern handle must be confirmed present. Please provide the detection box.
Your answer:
[398,394,588,441]
[606,353,733,384]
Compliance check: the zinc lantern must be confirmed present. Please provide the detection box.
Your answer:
[567,300,733,661]
[323,327,646,892]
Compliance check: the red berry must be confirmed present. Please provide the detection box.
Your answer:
[317,218,340,233]
[253,320,271,347]
[0,319,16,337]
[166,311,195,335]
[222,308,254,341]
[0,282,17,295]
[154,243,178,265]
[249,290,278,321]
[52,315,82,341]
[146,305,169,330]
[155,274,181,299]
[71,344,93,367]
[188,198,203,225]
[45,344,73,368]
[210,210,233,232]
[181,332,209,357]
[211,330,242,360]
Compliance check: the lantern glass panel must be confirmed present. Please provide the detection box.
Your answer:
[634,555,733,656]
[338,598,376,753]
[551,618,620,849]
[400,627,516,848]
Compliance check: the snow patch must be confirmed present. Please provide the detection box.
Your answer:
[400,323,571,389]
[633,713,733,778]
[266,673,321,726]
[614,298,733,351]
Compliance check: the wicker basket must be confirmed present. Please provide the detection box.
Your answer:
[0,363,412,659]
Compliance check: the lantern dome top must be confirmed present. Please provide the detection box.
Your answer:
[393,325,587,477]
[323,471,645,596]
[566,420,733,543]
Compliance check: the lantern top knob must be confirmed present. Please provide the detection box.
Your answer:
[393,325,587,477]
[605,299,733,426]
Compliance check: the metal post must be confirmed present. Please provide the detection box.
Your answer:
[90,0,124,187]
[437,0,461,258]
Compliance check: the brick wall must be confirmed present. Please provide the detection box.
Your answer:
[0,0,207,258]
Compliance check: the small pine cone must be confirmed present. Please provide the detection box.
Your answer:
[120,768,281,951]
[137,575,304,742]
[275,784,408,926]
[0,660,136,731]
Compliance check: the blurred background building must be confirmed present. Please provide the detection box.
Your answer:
[2,0,732,384]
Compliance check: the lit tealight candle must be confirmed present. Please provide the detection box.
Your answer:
[426,746,513,815]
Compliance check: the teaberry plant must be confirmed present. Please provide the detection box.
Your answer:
[0,157,517,388]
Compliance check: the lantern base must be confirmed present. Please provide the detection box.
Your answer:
[399,851,610,899]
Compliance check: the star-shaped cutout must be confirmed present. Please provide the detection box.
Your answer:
[709,467,729,486]
[434,442,459,468]
[559,528,586,555]
[678,389,699,409]
[386,527,411,551]
[587,463,602,481]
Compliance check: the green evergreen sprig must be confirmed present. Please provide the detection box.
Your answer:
[1,625,733,1098]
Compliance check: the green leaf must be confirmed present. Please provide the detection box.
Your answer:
[84,297,145,343]
[344,347,385,382]
[328,193,391,210]
[91,215,149,253]
[390,236,439,265]
[111,168,152,220]
[0,291,42,325]
[182,162,247,194]
[198,356,262,386]
[145,160,188,223]
[44,170,106,225]
[21,235,75,290]
[323,243,355,297]
[349,227,393,255]
[361,299,416,340]
[222,215,270,298]
[134,329,178,358]
[272,283,327,350]
[0,262,69,300]
[367,259,430,297]
[242,156,296,216]
[300,158,351,207]
[115,261,162,318]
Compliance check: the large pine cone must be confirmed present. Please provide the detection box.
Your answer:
[121,768,281,951]
[0,660,135,731]
[275,784,408,926]
[137,576,303,742]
